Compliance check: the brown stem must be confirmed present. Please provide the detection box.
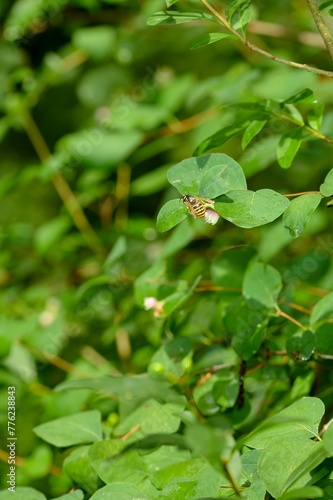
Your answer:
[306,0,333,61]
[22,110,104,256]
[200,0,333,78]
[276,308,307,331]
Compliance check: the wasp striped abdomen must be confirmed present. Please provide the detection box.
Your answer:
[182,195,206,219]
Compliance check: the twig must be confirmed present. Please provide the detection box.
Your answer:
[200,0,333,78]
[276,308,307,331]
[22,110,105,256]
[283,190,321,197]
[306,0,333,60]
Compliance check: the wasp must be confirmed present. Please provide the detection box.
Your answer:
[182,194,219,225]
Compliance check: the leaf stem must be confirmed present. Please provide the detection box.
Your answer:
[276,308,307,331]
[306,0,333,60]
[283,190,321,197]
[200,0,333,78]
[22,110,105,256]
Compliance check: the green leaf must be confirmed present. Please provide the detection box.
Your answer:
[232,318,267,360]
[194,121,249,155]
[34,215,72,254]
[58,129,142,170]
[115,397,184,435]
[277,127,303,168]
[283,193,322,237]
[226,0,251,36]
[33,411,102,447]
[214,189,290,228]
[276,486,324,500]
[320,168,333,197]
[190,32,237,50]
[72,26,116,61]
[241,119,267,149]
[89,440,147,485]
[243,262,282,309]
[150,458,207,488]
[315,324,333,356]
[147,11,216,26]
[243,397,325,449]
[90,483,148,500]
[258,437,326,498]
[310,291,333,326]
[167,153,247,196]
[323,424,333,457]
[63,446,99,495]
[156,199,188,232]
[0,488,46,500]
[308,104,324,131]
[283,88,316,105]
[286,330,315,362]
[165,0,180,6]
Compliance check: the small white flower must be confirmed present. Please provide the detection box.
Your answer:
[204,209,220,225]
[144,297,165,317]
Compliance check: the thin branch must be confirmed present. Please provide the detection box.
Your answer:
[283,190,321,197]
[200,0,333,78]
[306,0,333,60]
[22,110,105,256]
[276,308,307,331]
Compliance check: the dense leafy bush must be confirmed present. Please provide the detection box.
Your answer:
[1,0,333,499]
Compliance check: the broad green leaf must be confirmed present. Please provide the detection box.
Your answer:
[276,486,324,499]
[241,119,267,149]
[115,397,185,436]
[142,445,191,475]
[232,320,267,360]
[33,411,102,447]
[90,483,148,500]
[283,88,316,105]
[283,193,322,237]
[194,121,249,155]
[199,163,247,198]
[57,129,142,170]
[52,491,84,500]
[315,324,333,356]
[0,488,46,500]
[214,189,290,228]
[286,331,315,362]
[244,397,325,449]
[258,438,327,498]
[156,199,188,232]
[34,215,72,254]
[320,168,333,197]
[243,262,282,309]
[185,420,239,473]
[63,446,100,495]
[226,0,251,36]
[147,11,216,26]
[88,440,146,485]
[167,153,247,196]
[72,26,116,61]
[308,104,324,131]
[149,337,192,378]
[150,458,207,488]
[277,127,303,168]
[310,291,333,326]
[190,32,237,50]
[165,0,180,6]
[323,424,333,456]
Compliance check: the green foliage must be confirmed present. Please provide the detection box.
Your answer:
[1,0,333,499]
